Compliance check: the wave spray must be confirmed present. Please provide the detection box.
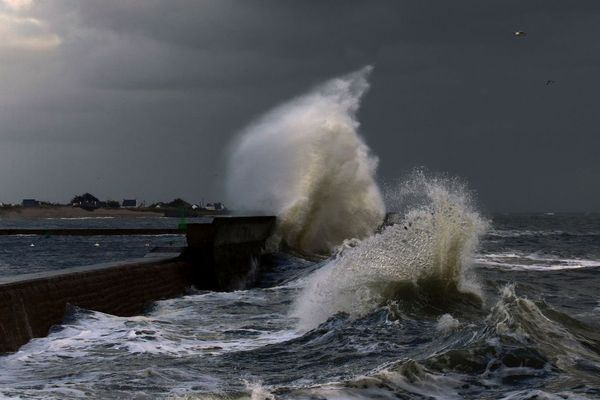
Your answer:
[292,171,487,330]
[225,66,385,254]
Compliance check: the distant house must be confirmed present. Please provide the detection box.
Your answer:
[122,199,137,208]
[22,199,39,208]
[203,202,226,211]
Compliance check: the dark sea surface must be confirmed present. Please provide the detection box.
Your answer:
[0,213,599,399]
[0,217,204,276]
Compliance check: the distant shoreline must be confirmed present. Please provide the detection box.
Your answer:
[0,206,164,219]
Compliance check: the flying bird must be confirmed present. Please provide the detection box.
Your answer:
[546,80,555,86]
[513,31,527,37]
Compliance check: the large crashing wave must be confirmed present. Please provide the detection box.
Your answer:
[292,171,488,330]
[225,66,385,255]
[225,67,488,331]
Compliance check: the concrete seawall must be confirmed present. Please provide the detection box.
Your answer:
[184,216,277,290]
[0,228,182,236]
[0,216,276,353]
[0,257,191,353]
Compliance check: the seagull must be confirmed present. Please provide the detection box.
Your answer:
[513,31,527,37]
[94,242,100,247]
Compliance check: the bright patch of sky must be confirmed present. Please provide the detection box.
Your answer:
[0,0,60,50]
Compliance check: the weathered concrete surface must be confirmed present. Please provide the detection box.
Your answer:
[0,216,276,353]
[0,257,191,353]
[0,228,182,235]
[184,216,277,290]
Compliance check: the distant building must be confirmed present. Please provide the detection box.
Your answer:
[203,202,225,211]
[122,199,137,208]
[22,199,39,208]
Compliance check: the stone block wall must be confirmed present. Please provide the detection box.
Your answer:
[0,258,191,353]
[0,216,277,353]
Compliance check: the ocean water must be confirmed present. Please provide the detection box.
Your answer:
[0,217,199,276]
[1,69,599,399]
[0,212,598,399]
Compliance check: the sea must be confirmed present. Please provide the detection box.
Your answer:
[0,212,598,399]
[1,68,599,399]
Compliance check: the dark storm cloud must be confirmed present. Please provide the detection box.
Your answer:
[64,1,401,91]
[0,0,599,211]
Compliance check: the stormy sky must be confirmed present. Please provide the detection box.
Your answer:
[0,0,598,212]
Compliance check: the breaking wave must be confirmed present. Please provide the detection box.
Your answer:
[286,284,600,399]
[292,172,487,330]
[225,66,385,254]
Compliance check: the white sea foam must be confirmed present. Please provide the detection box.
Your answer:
[487,229,600,238]
[4,290,299,364]
[488,285,600,376]
[436,314,460,331]
[225,66,385,254]
[291,360,464,400]
[292,172,487,330]
[475,252,600,271]
[244,381,276,400]
[56,217,116,220]
[499,390,592,400]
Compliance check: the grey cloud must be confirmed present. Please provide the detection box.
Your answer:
[0,0,598,211]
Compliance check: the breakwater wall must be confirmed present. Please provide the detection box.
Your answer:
[185,217,277,290]
[0,216,276,353]
[0,228,182,236]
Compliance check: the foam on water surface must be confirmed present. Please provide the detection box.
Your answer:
[475,252,600,271]
[291,172,487,330]
[1,68,600,399]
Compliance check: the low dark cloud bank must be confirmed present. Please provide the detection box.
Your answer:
[0,0,598,211]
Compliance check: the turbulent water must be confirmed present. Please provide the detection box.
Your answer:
[0,212,599,399]
[292,172,486,331]
[1,69,599,399]
[225,66,384,255]
[0,218,191,277]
